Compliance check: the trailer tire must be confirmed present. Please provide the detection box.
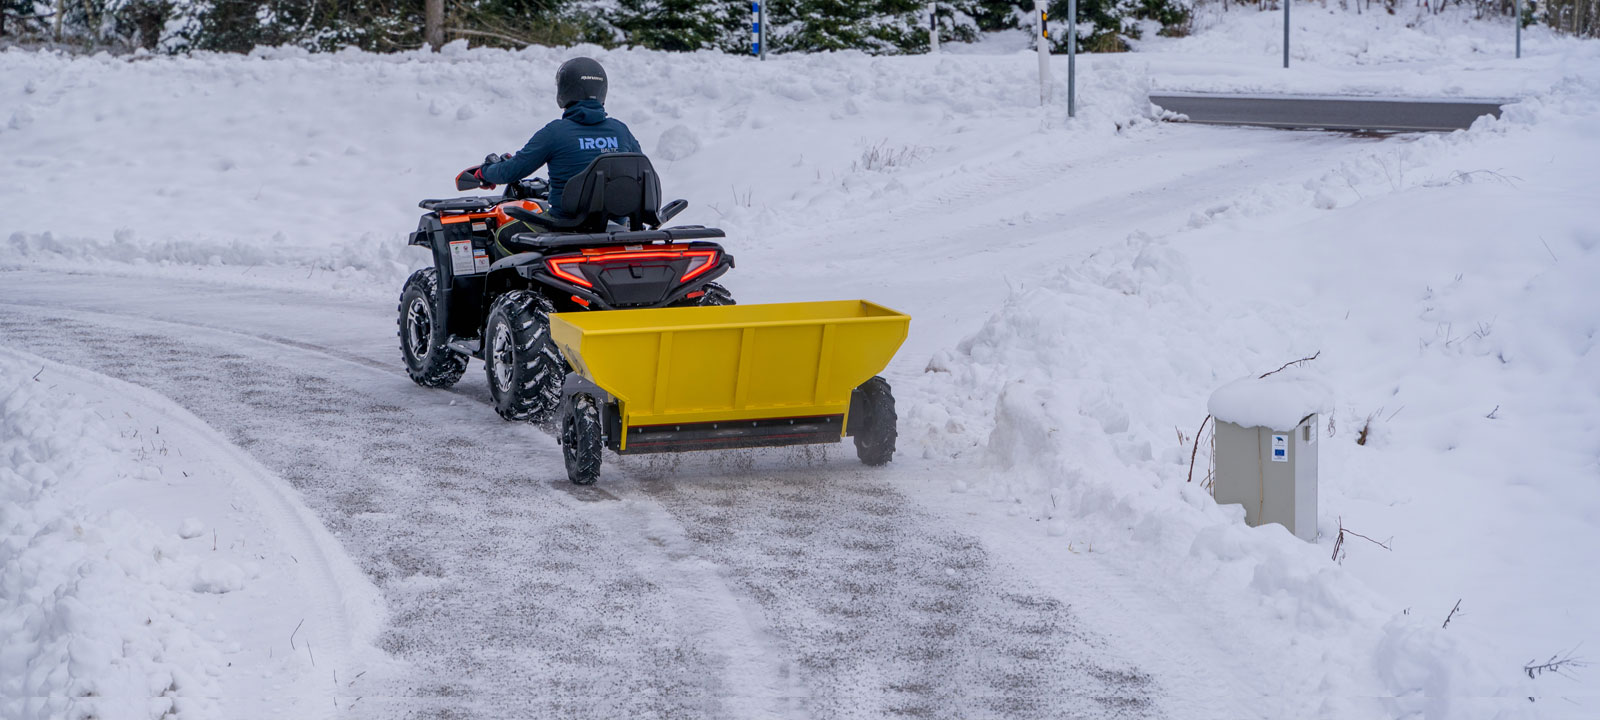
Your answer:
[562,395,603,485]
[483,290,565,423]
[852,376,897,466]
[398,269,469,388]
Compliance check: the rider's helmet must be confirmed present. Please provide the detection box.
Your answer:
[556,57,608,109]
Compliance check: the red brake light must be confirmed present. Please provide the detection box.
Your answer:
[679,250,719,282]
[544,248,719,288]
[546,256,593,288]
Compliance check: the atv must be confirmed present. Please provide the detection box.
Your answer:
[398,152,735,423]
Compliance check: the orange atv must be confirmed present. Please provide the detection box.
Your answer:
[397,152,734,424]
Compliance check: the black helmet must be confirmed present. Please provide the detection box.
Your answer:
[556,57,607,109]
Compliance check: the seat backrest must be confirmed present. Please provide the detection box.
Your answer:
[558,153,662,232]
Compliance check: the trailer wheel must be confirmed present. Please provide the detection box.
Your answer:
[398,269,469,388]
[562,395,603,485]
[852,376,897,466]
[483,290,565,423]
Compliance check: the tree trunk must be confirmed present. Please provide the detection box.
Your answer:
[426,0,444,50]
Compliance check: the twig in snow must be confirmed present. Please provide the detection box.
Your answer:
[1540,236,1559,262]
[1331,516,1391,564]
[1443,598,1463,628]
[1486,405,1500,420]
[212,529,217,551]
[1258,351,1321,378]
[1386,405,1405,422]
[1186,415,1212,484]
[1524,647,1587,680]
[32,367,43,381]
[290,618,304,650]
[306,640,315,667]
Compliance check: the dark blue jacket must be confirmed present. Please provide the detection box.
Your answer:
[481,100,642,211]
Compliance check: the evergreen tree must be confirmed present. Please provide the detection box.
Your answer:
[616,0,743,51]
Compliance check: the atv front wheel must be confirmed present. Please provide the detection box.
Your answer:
[852,376,897,466]
[562,395,603,485]
[483,290,565,423]
[398,269,469,388]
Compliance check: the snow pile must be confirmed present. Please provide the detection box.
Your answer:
[1208,371,1332,430]
[0,45,1160,298]
[0,350,387,718]
[913,55,1599,712]
[1,354,225,719]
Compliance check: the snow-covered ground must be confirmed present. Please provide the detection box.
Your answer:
[0,350,388,719]
[2,5,1597,718]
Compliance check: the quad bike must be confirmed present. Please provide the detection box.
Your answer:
[398,152,735,423]
[399,152,910,485]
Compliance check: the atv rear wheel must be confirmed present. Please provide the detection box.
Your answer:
[561,395,603,485]
[483,290,565,423]
[398,269,469,388]
[852,376,897,466]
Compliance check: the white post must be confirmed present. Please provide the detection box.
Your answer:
[929,3,939,53]
[1037,2,1052,106]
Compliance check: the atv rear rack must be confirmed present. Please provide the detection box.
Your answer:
[509,226,725,250]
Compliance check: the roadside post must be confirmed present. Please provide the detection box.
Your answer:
[1067,0,1077,117]
[1283,0,1290,68]
[1515,0,1522,58]
[752,2,764,60]
[929,3,939,53]
[1037,2,1052,105]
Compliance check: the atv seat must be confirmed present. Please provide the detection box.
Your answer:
[502,153,687,234]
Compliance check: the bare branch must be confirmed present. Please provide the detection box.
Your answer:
[1442,598,1462,629]
[1525,648,1588,680]
[1259,351,1321,379]
[1186,415,1211,484]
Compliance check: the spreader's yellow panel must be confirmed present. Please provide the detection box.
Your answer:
[550,301,909,434]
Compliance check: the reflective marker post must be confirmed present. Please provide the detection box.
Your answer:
[752,2,764,60]
[1036,3,1052,106]
[929,3,939,53]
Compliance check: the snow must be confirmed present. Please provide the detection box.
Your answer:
[2,6,1598,718]
[0,349,388,718]
[1208,371,1333,430]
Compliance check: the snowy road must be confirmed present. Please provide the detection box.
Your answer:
[0,117,1393,717]
[0,277,1152,718]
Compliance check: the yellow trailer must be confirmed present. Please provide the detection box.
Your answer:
[548,300,910,485]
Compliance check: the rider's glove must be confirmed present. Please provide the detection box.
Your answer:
[473,167,496,190]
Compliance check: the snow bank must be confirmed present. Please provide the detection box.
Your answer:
[911,42,1599,716]
[0,45,1159,299]
[1,353,224,719]
[1208,371,1332,430]
[0,349,387,718]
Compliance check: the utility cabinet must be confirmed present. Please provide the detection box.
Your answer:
[1213,415,1319,541]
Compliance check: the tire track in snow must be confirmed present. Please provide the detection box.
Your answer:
[0,300,794,719]
[0,284,1162,717]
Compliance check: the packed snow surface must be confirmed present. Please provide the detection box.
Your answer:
[2,5,1598,719]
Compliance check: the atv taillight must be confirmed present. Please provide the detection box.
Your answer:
[544,248,720,288]
[546,256,594,288]
[679,250,719,282]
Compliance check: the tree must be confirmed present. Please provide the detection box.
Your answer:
[615,0,743,51]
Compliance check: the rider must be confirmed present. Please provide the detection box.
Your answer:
[472,57,643,256]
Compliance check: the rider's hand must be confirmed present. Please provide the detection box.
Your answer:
[472,167,496,190]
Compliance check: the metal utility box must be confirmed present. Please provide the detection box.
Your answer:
[1213,415,1318,541]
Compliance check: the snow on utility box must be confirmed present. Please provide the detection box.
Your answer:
[1208,374,1330,542]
